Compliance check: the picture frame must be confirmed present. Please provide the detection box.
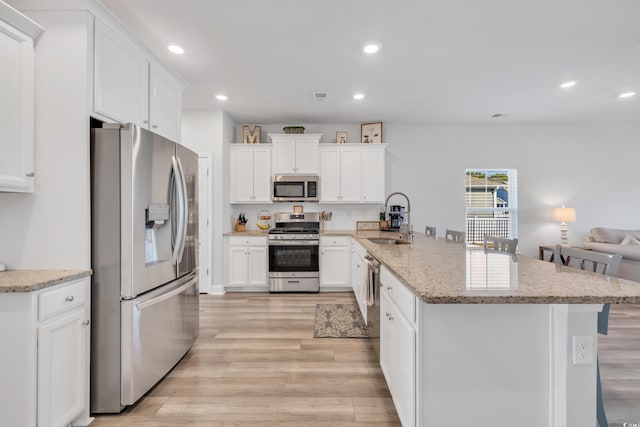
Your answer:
[242,125,261,144]
[336,132,348,144]
[361,122,382,144]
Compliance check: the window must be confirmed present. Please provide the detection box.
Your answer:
[465,169,517,244]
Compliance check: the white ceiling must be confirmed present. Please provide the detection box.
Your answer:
[100,0,640,125]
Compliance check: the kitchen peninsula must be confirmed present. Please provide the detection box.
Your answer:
[351,233,640,427]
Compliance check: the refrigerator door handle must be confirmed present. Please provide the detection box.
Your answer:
[171,155,186,265]
[135,275,197,310]
[176,155,189,263]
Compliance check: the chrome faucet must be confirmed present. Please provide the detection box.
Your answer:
[385,192,412,243]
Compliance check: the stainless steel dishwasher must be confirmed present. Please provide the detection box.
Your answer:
[364,252,381,359]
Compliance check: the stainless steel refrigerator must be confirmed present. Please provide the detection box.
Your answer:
[90,123,199,413]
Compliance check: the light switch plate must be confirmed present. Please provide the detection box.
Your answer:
[573,335,594,365]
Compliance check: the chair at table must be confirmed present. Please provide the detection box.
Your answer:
[445,229,465,243]
[483,235,518,254]
[554,244,622,427]
[425,226,436,237]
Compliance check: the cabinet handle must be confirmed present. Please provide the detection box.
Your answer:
[143,119,149,124]
[26,172,35,178]
[82,320,90,326]
[363,195,367,200]
[387,286,393,292]
[65,296,75,302]
[152,124,158,129]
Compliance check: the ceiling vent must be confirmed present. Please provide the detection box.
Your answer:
[313,91,328,102]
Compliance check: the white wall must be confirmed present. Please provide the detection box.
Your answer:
[181,110,233,292]
[0,11,92,269]
[385,123,640,257]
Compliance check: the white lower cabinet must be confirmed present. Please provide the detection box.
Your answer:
[38,307,88,427]
[0,276,91,427]
[351,241,367,321]
[227,236,268,289]
[320,236,351,289]
[380,266,416,427]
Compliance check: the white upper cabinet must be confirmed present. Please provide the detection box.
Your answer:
[94,18,183,142]
[269,134,321,175]
[94,19,149,128]
[149,66,182,142]
[0,3,43,193]
[361,145,386,203]
[230,145,272,203]
[319,144,386,203]
[319,144,386,204]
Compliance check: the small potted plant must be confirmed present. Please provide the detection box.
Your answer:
[379,212,388,230]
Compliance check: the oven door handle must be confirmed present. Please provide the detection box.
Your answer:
[268,240,319,246]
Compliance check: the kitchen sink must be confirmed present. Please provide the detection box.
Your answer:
[367,237,411,245]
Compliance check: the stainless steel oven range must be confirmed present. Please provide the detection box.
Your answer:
[268,212,320,292]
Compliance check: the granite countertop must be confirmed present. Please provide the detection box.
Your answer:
[321,230,403,238]
[356,234,640,304]
[0,270,92,293]
[224,230,271,236]
[224,229,402,238]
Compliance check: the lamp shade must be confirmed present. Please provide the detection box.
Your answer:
[551,207,576,223]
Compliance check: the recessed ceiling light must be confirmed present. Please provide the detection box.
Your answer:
[167,44,185,54]
[363,44,379,54]
[215,94,228,101]
[353,93,365,100]
[559,81,577,89]
[619,91,636,99]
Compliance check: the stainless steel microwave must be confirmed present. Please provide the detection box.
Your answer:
[272,175,319,202]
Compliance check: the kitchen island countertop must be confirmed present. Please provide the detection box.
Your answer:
[355,232,640,304]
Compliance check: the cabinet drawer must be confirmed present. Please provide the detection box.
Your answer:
[229,236,267,246]
[381,266,416,323]
[321,236,351,247]
[39,279,86,321]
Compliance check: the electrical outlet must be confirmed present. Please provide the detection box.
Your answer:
[572,335,594,365]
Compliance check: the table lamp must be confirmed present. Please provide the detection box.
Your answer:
[551,206,576,245]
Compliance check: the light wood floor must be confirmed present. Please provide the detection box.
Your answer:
[91,292,401,426]
[90,294,640,426]
[600,303,640,424]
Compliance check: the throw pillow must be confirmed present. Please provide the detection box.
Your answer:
[620,234,640,245]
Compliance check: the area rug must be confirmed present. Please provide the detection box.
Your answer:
[313,304,369,338]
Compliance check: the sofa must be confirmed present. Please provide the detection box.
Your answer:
[583,227,640,283]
